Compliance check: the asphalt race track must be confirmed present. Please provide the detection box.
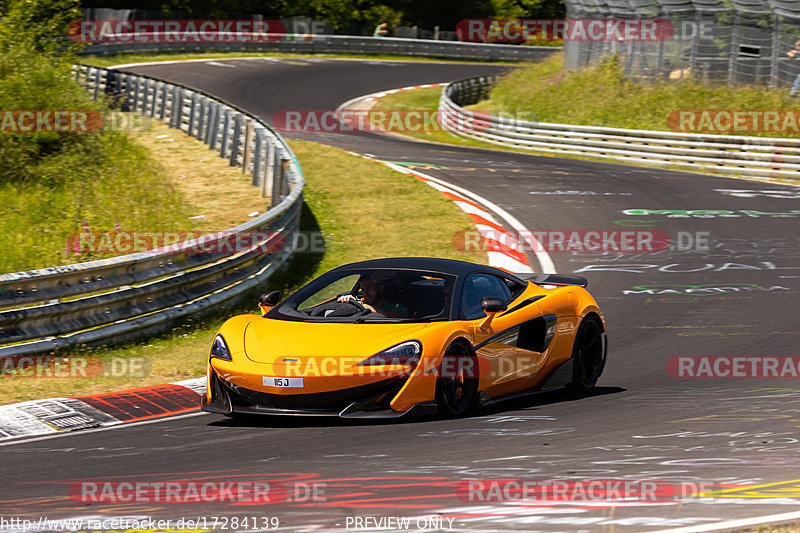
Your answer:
[3,57,800,532]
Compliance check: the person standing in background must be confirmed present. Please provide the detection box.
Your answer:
[373,22,388,37]
[787,39,800,95]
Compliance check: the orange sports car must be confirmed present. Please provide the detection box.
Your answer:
[201,257,607,418]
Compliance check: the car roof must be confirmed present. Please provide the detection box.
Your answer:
[331,257,524,281]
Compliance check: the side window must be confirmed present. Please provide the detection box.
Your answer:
[460,273,513,320]
[502,276,526,299]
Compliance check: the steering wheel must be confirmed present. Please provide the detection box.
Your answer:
[345,296,368,313]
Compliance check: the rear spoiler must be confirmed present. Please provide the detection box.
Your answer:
[519,273,588,288]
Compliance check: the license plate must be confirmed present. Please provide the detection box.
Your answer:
[262,376,303,388]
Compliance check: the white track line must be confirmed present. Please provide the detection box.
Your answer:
[384,162,556,274]
[649,510,800,533]
[338,86,555,274]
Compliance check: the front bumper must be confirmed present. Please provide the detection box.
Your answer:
[201,371,437,418]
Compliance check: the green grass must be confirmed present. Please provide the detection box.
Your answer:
[479,53,800,137]
[0,138,484,404]
[370,85,515,150]
[0,127,197,273]
[0,43,201,274]
[376,53,800,140]
[80,50,521,68]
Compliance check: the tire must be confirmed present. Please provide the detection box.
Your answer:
[569,316,606,392]
[436,343,479,417]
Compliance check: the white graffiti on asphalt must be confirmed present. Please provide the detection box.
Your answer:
[715,189,800,199]
[574,261,800,273]
[623,209,800,218]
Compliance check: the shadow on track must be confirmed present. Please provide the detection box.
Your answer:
[205,385,626,429]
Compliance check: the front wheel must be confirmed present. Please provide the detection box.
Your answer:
[569,316,606,392]
[436,343,479,417]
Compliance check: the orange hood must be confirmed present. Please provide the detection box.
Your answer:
[243,318,432,366]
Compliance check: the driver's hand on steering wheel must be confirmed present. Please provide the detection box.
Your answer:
[336,294,376,313]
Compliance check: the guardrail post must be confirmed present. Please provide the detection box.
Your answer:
[170,87,182,128]
[207,103,219,148]
[281,159,291,196]
[133,77,142,111]
[220,109,232,157]
[188,93,198,136]
[230,114,242,166]
[195,98,206,140]
[143,79,151,115]
[242,119,253,174]
[263,140,275,199]
[149,81,158,117]
[252,128,265,186]
[93,69,101,100]
[159,83,168,120]
[272,157,289,207]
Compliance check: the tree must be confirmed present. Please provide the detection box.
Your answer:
[0,0,84,56]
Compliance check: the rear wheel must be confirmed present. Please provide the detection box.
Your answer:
[570,316,606,391]
[436,343,479,417]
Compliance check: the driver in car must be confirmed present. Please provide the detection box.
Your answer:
[337,272,409,318]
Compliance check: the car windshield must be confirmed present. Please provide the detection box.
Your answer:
[268,268,456,323]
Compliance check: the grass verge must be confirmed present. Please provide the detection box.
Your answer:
[0,137,483,404]
[0,116,280,274]
[481,53,800,136]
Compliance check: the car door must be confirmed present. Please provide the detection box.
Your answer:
[461,273,551,396]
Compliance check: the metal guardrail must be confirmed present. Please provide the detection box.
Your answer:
[0,65,305,358]
[440,75,800,179]
[77,34,558,63]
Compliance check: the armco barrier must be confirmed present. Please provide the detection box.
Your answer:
[76,34,558,63]
[440,75,800,179]
[0,65,304,358]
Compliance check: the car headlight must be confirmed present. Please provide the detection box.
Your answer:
[358,341,421,368]
[210,335,232,361]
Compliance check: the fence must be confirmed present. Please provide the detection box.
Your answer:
[563,0,800,90]
[0,65,305,358]
[440,75,800,178]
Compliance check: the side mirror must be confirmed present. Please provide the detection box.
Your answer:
[258,291,280,314]
[481,297,507,314]
[479,297,507,331]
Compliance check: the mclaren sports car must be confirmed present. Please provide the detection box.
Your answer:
[201,257,607,418]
